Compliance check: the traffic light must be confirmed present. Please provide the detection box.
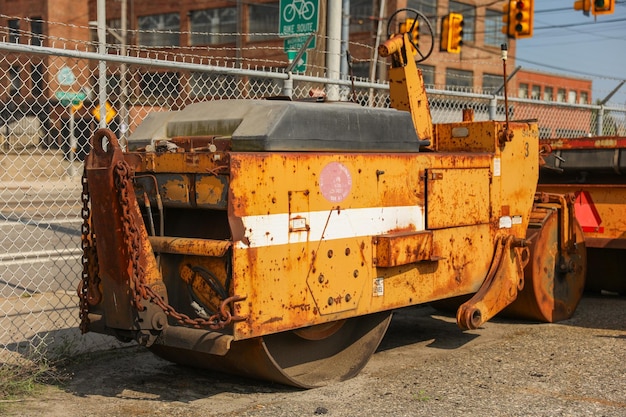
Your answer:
[440,13,463,54]
[502,0,534,39]
[574,0,614,16]
[573,0,591,15]
[592,0,615,15]
[399,18,419,53]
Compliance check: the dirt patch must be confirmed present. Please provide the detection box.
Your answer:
[4,295,626,417]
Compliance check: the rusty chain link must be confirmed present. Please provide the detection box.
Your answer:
[113,159,245,330]
[78,167,101,334]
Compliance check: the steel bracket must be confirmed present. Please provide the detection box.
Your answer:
[456,234,529,330]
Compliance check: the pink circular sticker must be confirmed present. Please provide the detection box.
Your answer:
[319,162,352,203]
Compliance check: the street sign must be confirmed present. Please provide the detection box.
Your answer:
[286,51,307,73]
[284,34,316,51]
[279,0,319,37]
[56,66,76,86]
[55,90,86,106]
[92,101,117,124]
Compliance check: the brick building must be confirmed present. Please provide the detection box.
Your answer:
[513,69,593,138]
[515,69,592,105]
[0,0,520,101]
[1,1,594,134]
[0,0,90,100]
[88,0,514,94]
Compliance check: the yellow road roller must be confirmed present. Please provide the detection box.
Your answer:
[78,10,585,388]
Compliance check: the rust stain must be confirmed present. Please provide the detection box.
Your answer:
[262,316,283,325]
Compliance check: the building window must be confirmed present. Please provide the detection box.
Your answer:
[484,9,506,47]
[9,65,21,95]
[556,88,566,102]
[190,8,237,45]
[449,1,475,43]
[140,72,180,98]
[9,19,20,43]
[482,73,502,94]
[31,63,44,97]
[30,17,43,46]
[351,61,370,79]
[531,85,541,100]
[445,68,473,91]
[518,83,528,99]
[579,91,589,104]
[568,90,577,104]
[350,0,373,33]
[419,64,435,87]
[407,0,437,19]
[407,0,437,36]
[543,86,553,101]
[249,3,280,41]
[106,19,121,45]
[138,13,180,47]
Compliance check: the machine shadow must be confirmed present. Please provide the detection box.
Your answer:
[53,345,297,402]
[376,304,479,353]
[64,354,298,402]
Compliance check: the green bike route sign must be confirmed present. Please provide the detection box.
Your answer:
[279,0,319,70]
[279,0,319,39]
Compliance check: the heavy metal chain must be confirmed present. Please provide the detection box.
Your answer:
[78,168,101,334]
[113,160,244,330]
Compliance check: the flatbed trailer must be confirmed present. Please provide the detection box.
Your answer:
[539,136,626,294]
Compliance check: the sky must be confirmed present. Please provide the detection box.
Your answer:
[515,0,626,106]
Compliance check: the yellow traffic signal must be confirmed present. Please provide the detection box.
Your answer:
[502,0,533,39]
[592,0,615,15]
[440,15,450,51]
[574,0,591,14]
[448,13,463,53]
[574,0,614,15]
[440,13,463,54]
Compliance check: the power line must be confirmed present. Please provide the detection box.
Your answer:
[514,56,625,81]
[534,16,626,30]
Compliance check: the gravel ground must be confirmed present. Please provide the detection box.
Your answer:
[4,294,625,417]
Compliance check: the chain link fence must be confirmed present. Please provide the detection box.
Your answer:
[1,41,625,368]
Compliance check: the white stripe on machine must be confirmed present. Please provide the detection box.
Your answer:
[236,205,425,248]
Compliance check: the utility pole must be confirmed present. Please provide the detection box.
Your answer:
[119,0,128,148]
[326,0,342,100]
[97,0,107,129]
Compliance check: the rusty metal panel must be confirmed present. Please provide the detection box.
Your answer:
[196,174,228,209]
[125,151,229,174]
[134,174,191,207]
[229,153,425,216]
[426,168,490,229]
[159,174,191,206]
[305,238,368,316]
[373,231,436,267]
[434,121,499,152]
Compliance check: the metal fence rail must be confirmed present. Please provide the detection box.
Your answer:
[1,42,625,365]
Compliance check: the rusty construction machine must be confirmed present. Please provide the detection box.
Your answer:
[78,10,586,388]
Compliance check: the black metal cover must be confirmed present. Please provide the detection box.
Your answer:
[130,99,422,152]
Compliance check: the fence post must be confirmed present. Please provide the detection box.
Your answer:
[282,73,293,98]
[489,96,498,120]
[97,0,108,130]
[596,105,604,136]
